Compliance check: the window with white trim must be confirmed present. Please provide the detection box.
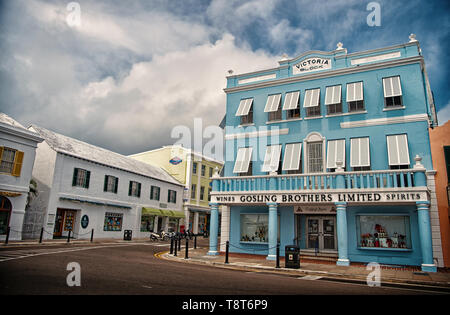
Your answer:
[283,91,300,119]
[304,88,321,117]
[261,145,282,173]
[386,134,410,167]
[346,82,364,112]
[233,147,253,176]
[326,139,346,171]
[282,143,302,174]
[236,98,254,124]
[325,85,342,115]
[264,94,282,121]
[383,76,403,107]
[350,137,371,171]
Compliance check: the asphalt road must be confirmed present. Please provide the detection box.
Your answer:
[0,241,446,297]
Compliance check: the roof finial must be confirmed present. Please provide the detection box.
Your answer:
[227,69,234,75]
[281,53,288,61]
[336,42,344,50]
[409,33,417,42]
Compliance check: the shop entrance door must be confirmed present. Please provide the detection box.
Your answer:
[54,209,76,238]
[306,216,336,251]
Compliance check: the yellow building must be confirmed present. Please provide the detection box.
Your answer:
[129,145,223,234]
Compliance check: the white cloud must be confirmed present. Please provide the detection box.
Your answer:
[437,102,450,126]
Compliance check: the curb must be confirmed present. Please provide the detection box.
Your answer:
[159,251,450,292]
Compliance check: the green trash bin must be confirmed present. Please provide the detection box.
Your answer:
[285,245,300,269]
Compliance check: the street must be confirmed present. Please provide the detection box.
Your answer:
[0,240,446,296]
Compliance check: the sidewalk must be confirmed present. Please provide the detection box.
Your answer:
[162,243,450,291]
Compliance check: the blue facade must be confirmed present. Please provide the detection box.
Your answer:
[210,39,439,271]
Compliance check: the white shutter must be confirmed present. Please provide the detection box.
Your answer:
[350,137,370,167]
[325,85,342,105]
[235,98,253,116]
[383,76,402,97]
[264,94,282,112]
[326,139,346,169]
[233,147,253,173]
[303,88,320,108]
[261,145,282,172]
[283,91,300,110]
[282,143,302,171]
[346,82,364,102]
[387,134,410,166]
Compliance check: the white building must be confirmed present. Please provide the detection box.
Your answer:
[0,113,43,241]
[25,125,184,240]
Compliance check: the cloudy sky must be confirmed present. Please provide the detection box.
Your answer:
[0,0,449,156]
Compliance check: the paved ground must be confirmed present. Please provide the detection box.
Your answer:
[0,237,449,299]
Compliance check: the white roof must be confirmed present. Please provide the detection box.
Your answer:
[30,125,183,186]
[0,112,43,142]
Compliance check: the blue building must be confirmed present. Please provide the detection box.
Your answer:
[209,35,443,272]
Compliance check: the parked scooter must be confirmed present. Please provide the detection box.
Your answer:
[150,230,172,241]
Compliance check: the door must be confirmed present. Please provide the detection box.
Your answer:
[54,209,65,237]
[306,216,336,251]
[64,211,76,233]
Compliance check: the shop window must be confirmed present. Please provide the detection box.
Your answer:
[140,215,155,232]
[240,214,268,243]
[72,168,90,188]
[104,175,119,193]
[104,212,123,232]
[168,218,179,233]
[357,215,411,249]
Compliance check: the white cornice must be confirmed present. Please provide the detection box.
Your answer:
[340,113,429,129]
[0,123,43,144]
[225,128,289,140]
[224,56,423,94]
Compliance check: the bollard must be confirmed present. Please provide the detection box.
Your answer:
[174,238,178,256]
[185,238,189,259]
[194,235,197,249]
[225,241,229,264]
[5,226,10,245]
[90,229,94,243]
[39,227,44,244]
[276,243,280,268]
[178,236,181,251]
[67,230,71,243]
[170,237,174,254]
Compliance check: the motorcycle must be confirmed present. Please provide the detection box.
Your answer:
[150,230,171,241]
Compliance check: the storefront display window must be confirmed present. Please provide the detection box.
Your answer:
[104,212,123,231]
[140,215,155,232]
[240,214,268,243]
[168,218,179,233]
[357,215,411,249]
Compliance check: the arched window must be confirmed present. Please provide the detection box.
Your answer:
[303,132,326,173]
[0,196,12,235]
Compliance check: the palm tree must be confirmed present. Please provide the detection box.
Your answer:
[26,179,38,209]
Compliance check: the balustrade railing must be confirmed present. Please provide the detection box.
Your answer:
[214,169,425,193]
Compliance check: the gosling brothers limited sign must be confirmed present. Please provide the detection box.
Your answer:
[293,57,331,75]
[212,191,428,204]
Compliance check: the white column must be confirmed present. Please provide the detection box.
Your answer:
[219,206,230,252]
[193,212,199,234]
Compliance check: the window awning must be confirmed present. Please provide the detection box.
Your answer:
[383,76,402,97]
[325,85,341,105]
[350,137,370,167]
[142,207,164,216]
[235,98,253,116]
[261,145,282,172]
[346,82,364,102]
[387,134,410,166]
[282,91,300,110]
[264,94,282,112]
[233,147,253,174]
[326,139,346,169]
[282,143,302,171]
[303,88,320,108]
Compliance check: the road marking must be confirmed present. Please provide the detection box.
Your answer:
[298,275,323,280]
[142,285,153,289]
